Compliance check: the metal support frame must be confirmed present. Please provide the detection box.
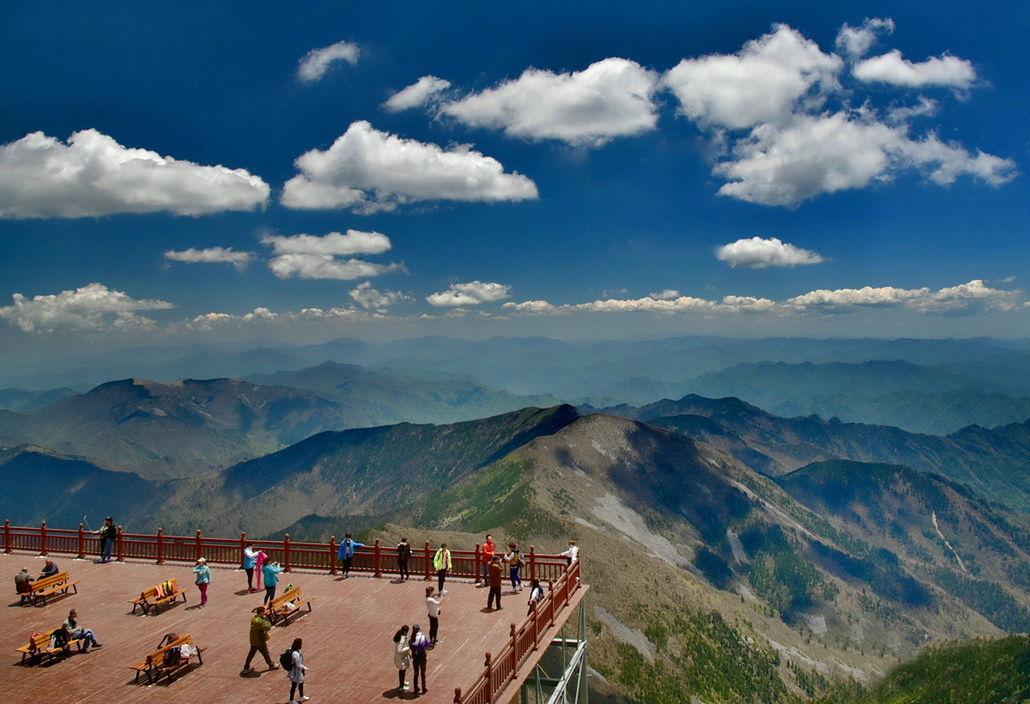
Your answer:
[520,596,588,704]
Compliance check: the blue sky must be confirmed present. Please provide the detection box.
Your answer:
[1,1,1027,361]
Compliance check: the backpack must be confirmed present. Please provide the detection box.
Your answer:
[279,648,295,670]
[157,632,178,649]
[51,629,68,648]
[398,543,411,559]
[509,550,522,566]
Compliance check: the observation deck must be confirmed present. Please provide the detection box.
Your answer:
[1,522,586,703]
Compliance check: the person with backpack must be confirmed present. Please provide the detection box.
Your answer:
[396,538,412,581]
[393,625,411,692]
[242,606,278,674]
[284,637,309,702]
[504,541,523,593]
[338,533,364,578]
[527,579,546,616]
[192,557,211,608]
[63,609,101,652]
[433,543,452,594]
[410,624,430,695]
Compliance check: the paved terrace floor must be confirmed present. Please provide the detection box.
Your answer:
[1,552,584,704]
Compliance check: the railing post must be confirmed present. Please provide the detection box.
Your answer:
[329,536,338,576]
[530,601,539,651]
[453,687,462,703]
[424,541,432,581]
[529,545,536,582]
[77,523,85,559]
[117,525,124,562]
[284,533,292,572]
[475,543,482,584]
[156,528,164,564]
[3,519,10,553]
[195,530,203,561]
[509,624,518,681]
[484,652,493,701]
[240,531,247,569]
[40,520,48,556]
[374,538,382,578]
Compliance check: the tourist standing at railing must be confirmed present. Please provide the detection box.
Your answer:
[242,605,278,674]
[262,560,282,605]
[504,541,524,593]
[397,538,412,581]
[94,517,116,563]
[433,543,452,594]
[338,533,364,578]
[425,586,443,645]
[481,534,496,583]
[487,555,503,611]
[527,579,545,616]
[193,557,211,608]
[393,625,411,692]
[243,542,259,592]
[410,624,430,695]
[560,540,579,565]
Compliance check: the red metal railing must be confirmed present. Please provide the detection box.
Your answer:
[453,557,582,704]
[2,519,581,704]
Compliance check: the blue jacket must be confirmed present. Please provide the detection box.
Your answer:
[337,539,364,560]
[262,562,281,586]
[193,564,211,584]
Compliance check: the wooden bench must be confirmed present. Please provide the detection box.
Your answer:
[26,572,79,606]
[129,634,205,684]
[268,586,314,626]
[128,578,190,615]
[15,628,84,665]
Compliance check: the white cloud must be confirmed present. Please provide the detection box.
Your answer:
[384,76,452,112]
[281,121,538,212]
[662,24,842,130]
[427,281,511,307]
[184,305,376,331]
[714,112,1016,206]
[0,130,270,219]
[349,282,412,310]
[835,18,895,59]
[0,283,174,333]
[441,58,660,146]
[887,96,939,124]
[853,50,976,89]
[164,247,255,270]
[787,280,1020,315]
[650,289,681,300]
[297,40,360,82]
[261,230,392,256]
[268,254,402,281]
[504,293,777,316]
[716,236,825,268]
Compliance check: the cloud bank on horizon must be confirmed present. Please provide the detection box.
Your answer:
[0,8,1025,344]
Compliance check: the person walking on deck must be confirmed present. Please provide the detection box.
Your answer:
[504,541,523,593]
[242,606,278,673]
[286,637,309,702]
[410,624,430,695]
[193,557,211,608]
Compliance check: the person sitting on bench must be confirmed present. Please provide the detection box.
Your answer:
[63,609,101,652]
[39,559,59,580]
[15,568,33,606]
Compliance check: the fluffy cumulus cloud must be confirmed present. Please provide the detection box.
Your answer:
[281,121,538,212]
[0,283,174,333]
[655,21,1014,206]
[716,237,825,268]
[835,18,895,59]
[0,130,270,219]
[164,247,255,270]
[426,281,511,307]
[268,255,402,281]
[440,58,660,146]
[853,50,976,89]
[384,76,452,112]
[297,40,360,82]
[261,229,391,256]
[349,282,412,310]
[714,112,1016,206]
[662,24,842,131]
